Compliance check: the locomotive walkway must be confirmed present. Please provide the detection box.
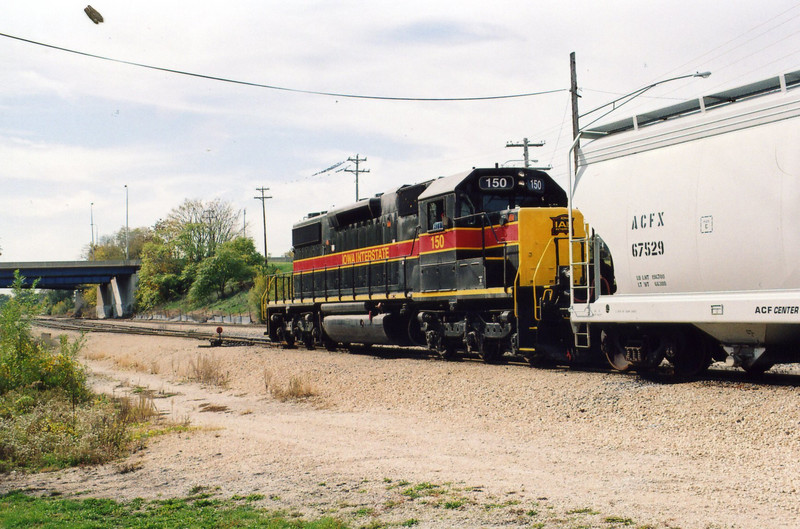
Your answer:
[0,260,141,318]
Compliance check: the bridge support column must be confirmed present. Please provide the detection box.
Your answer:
[96,274,138,318]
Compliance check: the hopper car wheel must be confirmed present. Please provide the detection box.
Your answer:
[670,333,711,379]
[601,329,631,372]
[743,362,774,377]
[283,332,295,348]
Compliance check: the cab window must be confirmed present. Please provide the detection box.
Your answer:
[427,199,445,231]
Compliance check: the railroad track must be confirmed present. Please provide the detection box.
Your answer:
[33,317,273,347]
[31,318,800,385]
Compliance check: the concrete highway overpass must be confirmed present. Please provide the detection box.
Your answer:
[0,261,141,318]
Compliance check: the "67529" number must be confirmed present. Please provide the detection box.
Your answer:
[631,240,664,257]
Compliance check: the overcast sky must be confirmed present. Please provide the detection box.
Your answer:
[2,1,799,262]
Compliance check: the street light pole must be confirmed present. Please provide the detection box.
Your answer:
[90,202,95,248]
[124,184,129,260]
[578,70,712,131]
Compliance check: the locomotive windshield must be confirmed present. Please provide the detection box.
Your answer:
[464,170,564,216]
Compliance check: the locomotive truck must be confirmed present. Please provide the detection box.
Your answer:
[264,69,800,376]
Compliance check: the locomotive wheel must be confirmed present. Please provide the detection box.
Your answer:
[479,339,503,364]
[438,344,458,361]
[601,329,631,372]
[526,352,555,368]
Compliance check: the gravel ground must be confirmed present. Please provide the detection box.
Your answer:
[3,324,800,529]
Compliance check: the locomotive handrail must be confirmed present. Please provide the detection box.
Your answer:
[260,274,276,322]
[476,212,505,245]
[531,236,558,321]
[268,231,423,304]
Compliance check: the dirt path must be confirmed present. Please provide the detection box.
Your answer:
[3,329,799,528]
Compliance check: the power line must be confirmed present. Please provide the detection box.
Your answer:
[0,31,567,102]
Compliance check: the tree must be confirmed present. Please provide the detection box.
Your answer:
[135,237,186,310]
[85,226,152,261]
[160,199,243,263]
[188,237,260,303]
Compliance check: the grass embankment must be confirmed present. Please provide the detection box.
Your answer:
[156,261,293,318]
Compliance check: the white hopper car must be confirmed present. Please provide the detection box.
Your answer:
[571,70,800,376]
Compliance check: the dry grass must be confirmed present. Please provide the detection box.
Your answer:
[188,354,228,387]
[113,354,151,373]
[117,392,160,423]
[263,369,318,401]
[83,350,108,361]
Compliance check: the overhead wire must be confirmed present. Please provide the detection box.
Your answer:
[0,31,566,102]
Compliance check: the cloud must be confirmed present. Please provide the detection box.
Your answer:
[378,19,508,46]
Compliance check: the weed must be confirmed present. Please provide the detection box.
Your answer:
[83,350,107,361]
[354,507,374,517]
[188,354,228,387]
[401,482,444,501]
[117,393,160,423]
[264,369,317,401]
[116,461,143,474]
[198,403,229,413]
[484,499,521,511]
[569,507,600,515]
[359,521,386,529]
[443,499,464,509]
[400,520,419,527]
[605,515,635,525]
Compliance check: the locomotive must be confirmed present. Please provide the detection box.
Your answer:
[264,166,598,366]
[264,69,800,376]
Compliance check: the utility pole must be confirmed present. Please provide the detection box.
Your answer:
[505,138,545,168]
[254,187,272,269]
[202,211,218,257]
[570,51,581,173]
[344,154,369,201]
[242,208,247,237]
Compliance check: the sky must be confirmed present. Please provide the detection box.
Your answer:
[1,1,800,262]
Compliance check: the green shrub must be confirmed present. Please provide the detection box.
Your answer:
[0,273,88,403]
[0,271,130,472]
